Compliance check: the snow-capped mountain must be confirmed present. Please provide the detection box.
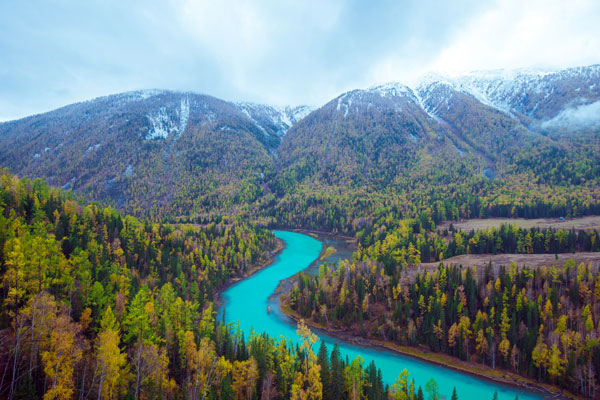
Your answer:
[413,65,600,131]
[0,64,597,216]
[0,90,312,214]
[236,102,313,137]
[277,81,447,185]
[278,64,599,186]
[326,64,600,134]
[330,82,424,119]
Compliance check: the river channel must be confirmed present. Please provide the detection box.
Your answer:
[219,230,544,400]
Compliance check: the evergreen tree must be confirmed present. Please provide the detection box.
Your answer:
[318,341,331,400]
[451,387,458,400]
[330,344,344,400]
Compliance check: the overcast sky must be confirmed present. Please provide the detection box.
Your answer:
[1,0,600,121]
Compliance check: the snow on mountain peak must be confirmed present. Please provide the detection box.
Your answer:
[145,97,190,140]
[286,105,313,124]
[405,65,600,124]
[135,89,166,100]
[413,72,454,90]
[236,102,313,137]
[368,82,414,98]
[331,83,423,118]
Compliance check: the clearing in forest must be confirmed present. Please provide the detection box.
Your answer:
[439,216,600,232]
[420,252,600,271]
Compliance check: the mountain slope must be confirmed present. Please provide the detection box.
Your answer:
[236,102,313,138]
[0,90,307,217]
[450,65,600,132]
[277,83,458,188]
[416,80,540,162]
[0,65,598,226]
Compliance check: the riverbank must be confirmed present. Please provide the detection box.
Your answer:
[278,292,581,400]
[299,229,355,265]
[214,236,285,308]
[220,230,552,400]
[267,229,356,315]
[285,227,356,242]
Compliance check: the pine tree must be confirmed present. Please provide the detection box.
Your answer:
[330,344,344,400]
[344,356,364,400]
[123,285,156,345]
[317,341,331,400]
[451,387,458,400]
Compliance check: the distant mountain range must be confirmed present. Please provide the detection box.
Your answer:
[0,65,598,220]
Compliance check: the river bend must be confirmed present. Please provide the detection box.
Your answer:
[219,230,543,400]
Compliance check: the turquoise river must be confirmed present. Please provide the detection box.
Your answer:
[219,230,545,400]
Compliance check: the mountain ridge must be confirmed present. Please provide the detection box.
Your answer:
[0,64,598,223]
[3,64,599,132]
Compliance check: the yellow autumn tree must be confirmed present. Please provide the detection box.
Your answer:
[290,361,322,400]
[297,319,318,374]
[212,356,232,398]
[232,357,259,400]
[275,339,297,397]
[390,369,410,400]
[135,342,175,400]
[41,313,82,400]
[96,307,128,400]
[305,363,323,400]
[475,329,488,363]
[498,338,511,362]
[448,323,458,349]
[547,344,565,381]
[531,333,548,376]
[290,371,307,400]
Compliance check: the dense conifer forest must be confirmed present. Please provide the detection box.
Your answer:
[1,171,460,400]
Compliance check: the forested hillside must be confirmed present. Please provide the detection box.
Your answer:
[289,257,600,398]
[268,74,600,233]
[0,66,598,232]
[1,171,445,400]
[0,91,286,219]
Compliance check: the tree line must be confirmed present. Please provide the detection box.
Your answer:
[289,259,600,398]
[355,221,600,269]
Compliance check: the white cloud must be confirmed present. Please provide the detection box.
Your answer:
[430,0,600,74]
[542,100,600,131]
[0,0,599,120]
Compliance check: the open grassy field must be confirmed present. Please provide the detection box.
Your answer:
[420,251,600,271]
[439,216,600,232]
